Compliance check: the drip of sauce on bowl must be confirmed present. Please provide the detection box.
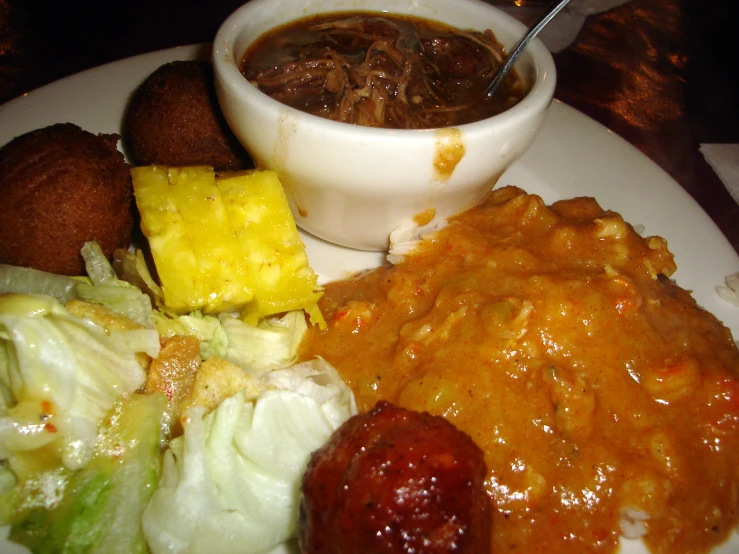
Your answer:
[434,127,465,180]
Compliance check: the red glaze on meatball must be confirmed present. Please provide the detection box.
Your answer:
[299,401,492,554]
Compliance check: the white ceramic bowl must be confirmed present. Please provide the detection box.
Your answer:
[213,0,556,251]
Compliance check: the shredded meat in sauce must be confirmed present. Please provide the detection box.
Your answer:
[301,186,739,554]
[241,13,526,129]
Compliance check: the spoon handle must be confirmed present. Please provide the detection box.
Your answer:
[485,0,572,98]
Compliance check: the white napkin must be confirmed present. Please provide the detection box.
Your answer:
[699,144,739,206]
[491,0,632,52]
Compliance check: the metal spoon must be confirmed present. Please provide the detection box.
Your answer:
[486,0,572,98]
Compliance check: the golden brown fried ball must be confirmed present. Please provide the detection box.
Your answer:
[0,123,133,276]
[124,60,251,170]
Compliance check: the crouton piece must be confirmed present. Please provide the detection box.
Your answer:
[146,334,201,436]
[182,356,270,416]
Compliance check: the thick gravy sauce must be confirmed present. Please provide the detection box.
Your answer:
[301,186,739,553]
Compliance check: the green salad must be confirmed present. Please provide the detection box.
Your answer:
[0,243,356,554]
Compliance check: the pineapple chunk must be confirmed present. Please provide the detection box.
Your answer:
[217,171,324,325]
[131,165,209,312]
[168,167,252,313]
[131,166,324,326]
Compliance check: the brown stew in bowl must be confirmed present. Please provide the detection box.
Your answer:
[240,12,527,129]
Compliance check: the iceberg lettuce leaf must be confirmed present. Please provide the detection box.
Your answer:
[0,265,80,305]
[0,294,158,470]
[79,242,155,329]
[220,311,307,376]
[176,311,229,360]
[112,248,166,310]
[3,393,166,554]
[0,242,156,330]
[142,358,356,554]
[155,310,307,377]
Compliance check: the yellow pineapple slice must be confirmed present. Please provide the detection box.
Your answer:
[167,167,252,313]
[131,166,210,312]
[217,171,324,326]
[131,166,324,326]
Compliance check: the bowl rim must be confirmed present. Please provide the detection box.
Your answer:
[212,0,556,139]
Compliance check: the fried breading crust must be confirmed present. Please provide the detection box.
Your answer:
[0,123,133,275]
[124,61,251,171]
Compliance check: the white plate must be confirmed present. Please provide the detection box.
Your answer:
[0,44,737,553]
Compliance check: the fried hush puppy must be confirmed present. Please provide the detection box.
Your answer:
[124,60,251,170]
[300,401,492,554]
[0,123,133,276]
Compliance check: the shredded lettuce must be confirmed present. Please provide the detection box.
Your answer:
[175,312,229,360]
[112,248,166,309]
[142,358,356,554]
[155,310,307,377]
[0,294,159,470]
[0,243,156,329]
[2,393,166,554]
[0,265,81,305]
[80,242,120,287]
[78,242,155,329]
[220,311,307,377]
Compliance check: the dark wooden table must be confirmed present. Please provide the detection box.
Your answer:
[1,0,737,252]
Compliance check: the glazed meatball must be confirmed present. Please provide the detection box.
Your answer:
[300,401,492,554]
[124,60,251,170]
[0,123,133,275]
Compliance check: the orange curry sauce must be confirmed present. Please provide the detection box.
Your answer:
[300,186,739,553]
